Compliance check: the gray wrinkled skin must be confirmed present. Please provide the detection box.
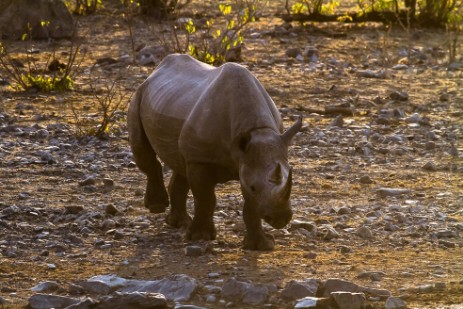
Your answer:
[128,54,301,250]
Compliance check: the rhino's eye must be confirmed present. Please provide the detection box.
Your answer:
[250,185,256,192]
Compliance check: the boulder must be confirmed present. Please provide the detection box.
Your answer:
[0,0,75,40]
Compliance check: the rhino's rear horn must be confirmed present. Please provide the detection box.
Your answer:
[269,163,283,184]
[280,167,292,201]
[282,116,303,145]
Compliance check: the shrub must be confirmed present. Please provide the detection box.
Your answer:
[170,0,264,65]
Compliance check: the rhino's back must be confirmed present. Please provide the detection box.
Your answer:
[139,54,282,175]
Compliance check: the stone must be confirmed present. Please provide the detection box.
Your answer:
[303,46,319,62]
[28,294,79,309]
[422,162,437,171]
[385,296,407,309]
[330,291,366,309]
[221,278,270,305]
[280,279,320,300]
[31,281,60,293]
[0,0,75,40]
[96,292,167,309]
[79,176,97,186]
[242,284,269,305]
[359,175,373,184]
[319,224,339,240]
[356,226,373,240]
[221,278,250,299]
[185,246,204,257]
[321,279,360,297]
[376,188,411,197]
[174,305,208,309]
[286,48,301,58]
[89,274,198,302]
[389,90,409,101]
[357,271,386,281]
[138,45,168,65]
[73,280,112,295]
[105,203,119,216]
[356,70,386,78]
[294,296,319,308]
[291,220,317,234]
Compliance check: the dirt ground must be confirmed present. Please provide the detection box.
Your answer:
[0,1,462,308]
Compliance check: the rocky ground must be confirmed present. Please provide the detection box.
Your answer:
[0,1,462,308]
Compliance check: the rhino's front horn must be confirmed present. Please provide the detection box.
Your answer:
[282,116,303,145]
[270,163,283,184]
[280,167,292,201]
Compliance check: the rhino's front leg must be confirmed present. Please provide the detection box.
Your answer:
[242,199,275,251]
[186,164,217,241]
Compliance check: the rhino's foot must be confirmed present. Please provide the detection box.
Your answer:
[166,211,192,229]
[243,232,275,251]
[186,221,216,241]
[144,198,169,214]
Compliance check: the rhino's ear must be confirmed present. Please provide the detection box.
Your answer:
[282,116,302,146]
[232,131,252,159]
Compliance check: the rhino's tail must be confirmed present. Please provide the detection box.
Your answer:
[127,84,157,166]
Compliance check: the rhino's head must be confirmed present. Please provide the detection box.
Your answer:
[234,118,302,229]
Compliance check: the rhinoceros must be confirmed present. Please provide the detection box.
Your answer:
[128,54,301,250]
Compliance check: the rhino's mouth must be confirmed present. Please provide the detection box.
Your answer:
[263,210,292,229]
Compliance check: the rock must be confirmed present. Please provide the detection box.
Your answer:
[356,70,386,78]
[96,292,167,309]
[376,188,411,197]
[422,161,437,171]
[89,274,198,302]
[0,0,75,40]
[319,224,339,240]
[0,296,10,305]
[79,176,97,186]
[392,64,408,70]
[138,45,168,65]
[331,115,344,127]
[438,239,456,248]
[64,298,98,309]
[185,245,204,257]
[357,271,385,281]
[389,90,409,101]
[286,48,301,58]
[242,284,269,305]
[174,304,208,309]
[330,291,365,309]
[105,203,119,216]
[294,296,319,308]
[356,226,373,240]
[73,280,112,295]
[359,175,373,184]
[385,296,407,309]
[291,220,317,234]
[221,278,270,305]
[31,281,60,293]
[303,46,319,62]
[405,113,421,124]
[321,279,360,297]
[280,279,320,300]
[434,229,457,238]
[102,178,114,187]
[28,294,79,309]
[447,61,462,71]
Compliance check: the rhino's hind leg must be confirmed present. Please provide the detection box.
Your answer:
[131,143,169,214]
[242,201,275,251]
[185,164,217,241]
[166,172,192,228]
